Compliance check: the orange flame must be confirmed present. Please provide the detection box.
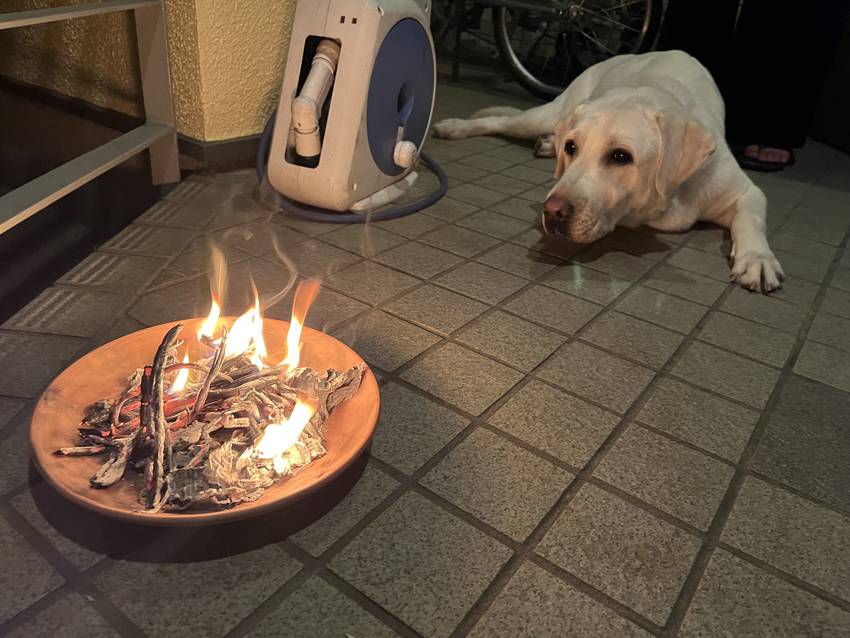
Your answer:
[226,286,267,367]
[198,299,221,340]
[254,398,317,473]
[280,279,320,370]
[170,354,190,394]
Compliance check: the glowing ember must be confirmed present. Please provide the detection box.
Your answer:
[254,398,317,474]
[170,354,190,394]
[281,279,320,370]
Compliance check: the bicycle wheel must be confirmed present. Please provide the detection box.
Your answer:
[494,0,662,99]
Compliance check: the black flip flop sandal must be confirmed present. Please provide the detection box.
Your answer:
[734,145,796,173]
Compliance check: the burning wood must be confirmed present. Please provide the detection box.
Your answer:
[54,280,366,512]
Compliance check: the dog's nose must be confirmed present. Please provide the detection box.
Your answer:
[543,197,563,215]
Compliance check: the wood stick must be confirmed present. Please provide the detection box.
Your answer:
[147,323,183,510]
[188,327,228,426]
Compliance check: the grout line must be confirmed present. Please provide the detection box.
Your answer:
[661,222,850,636]
[0,502,146,638]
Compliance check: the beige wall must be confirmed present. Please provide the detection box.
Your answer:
[0,0,297,142]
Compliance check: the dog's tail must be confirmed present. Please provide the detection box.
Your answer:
[470,106,522,119]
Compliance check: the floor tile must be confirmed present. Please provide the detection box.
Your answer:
[279,238,361,279]
[0,515,64,622]
[721,287,808,333]
[543,264,631,305]
[440,161,489,182]
[375,211,445,238]
[423,196,479,222]
[667,247,730,281]
[384,284,488,334]
[291,463,399,555]
[3,288,126,339]
[0,405,35,494]
[821,287,850,319]
[95,543,300,637]
[596,426,734,530]
[371,382,468,474]
[576,245,656,281]
[347,311,441,371]
[469,561,650,638]
[273,215,337,237]
[6,593,119,638]
[458,154,515,173]
[700,312,796,367]
[321,224,406,257]
[582,312,684,369]
[457,210,532,241]
[100,224,196,257]
[10,482,140,570]
[684,226,728,256]
[266,284,368,332]
[487,196,540,221]
[485,143,536,163]
[775,249,833,284]
[794,340,850,393]
[616,286,707,334]
[638,378,758,462]
[420,224,501,257]
[375,241,463,279]
[498,164,554,184]
[221,257,295,312]
[489,380,619,467]
[681,549,850,637]
[136,197,214,230]
[423,427,572,540]
[601,228,675,262]
[56,252,165,293]
[329,491,512,638]
[723,477,850,600]
[808,312,850,352]
[128,277,210,326]
[517,185,552,203]
[537,484,701,626]
[472,174,536,196]
[769,232,835,260]
[753,374,850,513]
[325,262,419,305]
[503,284,603,333]
[0,397,25,431]
[831,267,850,293]
[434,262,527,304]
[538,342,655,414]
[456,311,565,371]
[448,183,510,208]
[401,343,523,415]
[0,332,87,398]
[770,276,821,307]
[248,576,400,638]
[642,264,728,306]
[673,341,780,409]
[214,218,309,256]
[476,243,561,280]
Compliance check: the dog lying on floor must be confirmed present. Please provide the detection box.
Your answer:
[432,50,784,293]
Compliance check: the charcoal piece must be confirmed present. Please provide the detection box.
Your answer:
[90,435,138,488]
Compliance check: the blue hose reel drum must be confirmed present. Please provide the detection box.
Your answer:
[265,1,438,213]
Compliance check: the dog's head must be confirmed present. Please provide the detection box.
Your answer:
[541,99,716,242]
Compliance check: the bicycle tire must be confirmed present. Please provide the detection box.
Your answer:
[493,0,663,100]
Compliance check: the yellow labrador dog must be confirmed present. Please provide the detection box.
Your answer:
[433,50,784,293]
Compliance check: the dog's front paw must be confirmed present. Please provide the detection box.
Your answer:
[730,250,785,293]
[432,119,467,139]
[534,134,555,158]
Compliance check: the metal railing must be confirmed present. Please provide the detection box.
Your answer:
[0,0,180,235]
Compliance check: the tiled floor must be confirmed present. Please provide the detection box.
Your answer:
[2,79,850,637]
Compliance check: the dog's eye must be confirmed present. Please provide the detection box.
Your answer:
[607,148,633,165]
[564,140,577,157]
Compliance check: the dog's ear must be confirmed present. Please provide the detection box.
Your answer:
[653,109,715,199]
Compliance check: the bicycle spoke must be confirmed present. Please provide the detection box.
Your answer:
[579,6,640,32]
[575,27,617,56]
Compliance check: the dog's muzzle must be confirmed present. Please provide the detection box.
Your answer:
[541,211,568,236]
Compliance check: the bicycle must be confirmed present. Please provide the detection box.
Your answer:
[432,0,663,99]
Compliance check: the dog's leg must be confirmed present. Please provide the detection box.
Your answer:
[535,134,555,158]
[728,184,784,292]
[433,102,560,141]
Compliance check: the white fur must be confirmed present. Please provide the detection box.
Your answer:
[432,51,784,293]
